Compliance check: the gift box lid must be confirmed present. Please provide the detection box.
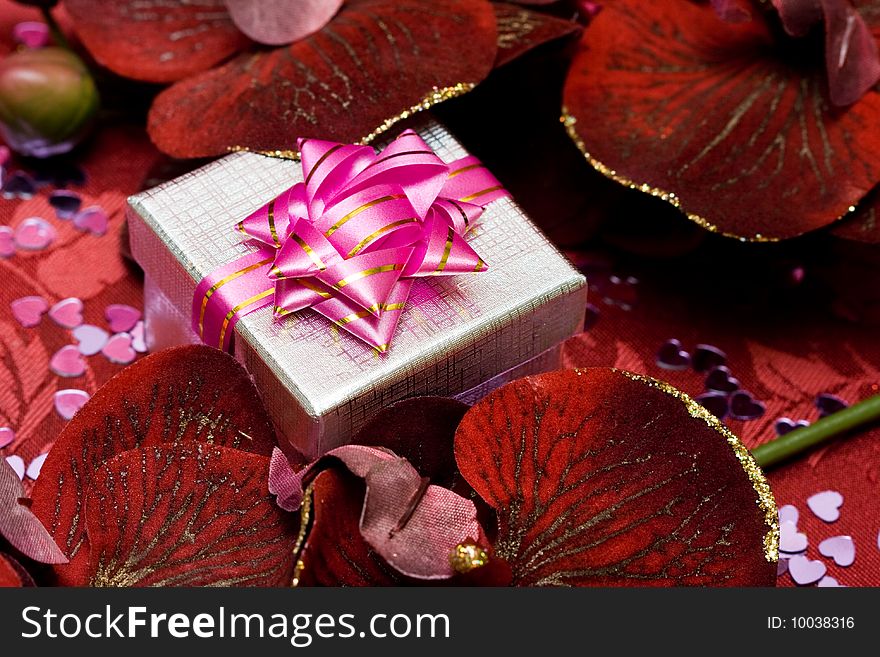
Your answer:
[128,119,586,440]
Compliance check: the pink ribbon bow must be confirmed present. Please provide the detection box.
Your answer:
[193,130,508,352]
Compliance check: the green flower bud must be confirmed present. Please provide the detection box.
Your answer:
[0,47,99,157]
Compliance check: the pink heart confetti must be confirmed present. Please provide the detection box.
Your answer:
[778,504,799,525]
[130,320,147,353]
[0,225,14,258]
[50,345,86,378]
[788,555,827,586]
[53,389,90,421]
[807,490,843,523]
[817,576,845,587]
[0,427,14,449]
[10,295,48,328]
[14,217,56,250]
[818,535,855,567]
[72,324,109,356]
[72,206,108,236]
[48,297,84,329]
[5,455,24,480]
[777,557,789,577]
[780,521,808,554]
[105,304,141,333]
[13,21,49,48]
[25,453,47,480]
[102,333,136,364]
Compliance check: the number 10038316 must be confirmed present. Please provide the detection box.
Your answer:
[768,617,855,630]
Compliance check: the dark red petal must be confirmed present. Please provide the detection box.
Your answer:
[85,444,297,587]
[64,0,250,83]
[493,2,582,68]
[0,553,34,587]
[30,345,278,585]
[454,368,778,586]
[832,190,880,242]
[562,0,880,240]
[147,0,498,157]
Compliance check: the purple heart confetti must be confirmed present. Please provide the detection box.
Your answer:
[729,390,766,421]
[780,521,808,554]
[54,389,90,421]
[130,321,147,353]
[818,535,855,567]
[102,333,136,365]
[14,217,56,250]
[656,338,690,370]
[777,557,789,577]
[0,226,14,258]
[775,418,810,436]
[817,576,845,587]
[816,393,848,418]
[25,453,47,481]
[807,490,843,523]
[105,304,141,333]
[49,345,86,378]
[10,296,48,328]
[692,344,726,373]
[778,504,799,526]
[48,297,84,329]
[2,171,35,199]
[73,206,108,236]
[695,391,729,420]
[788,555,827,586]
[72,324,109,356]
[0,427,14,449]
[48,190,82,219]
[705,366,741,393]
[5,455,24,480]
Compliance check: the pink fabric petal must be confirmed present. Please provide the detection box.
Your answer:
[821,0,880,106]
[268,445,481,579]
[0,458,68,564]
[771,0,823,36]
[224,0,344,46]
[710,0,753,23]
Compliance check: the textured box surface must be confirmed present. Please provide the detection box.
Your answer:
[128,119,587,456]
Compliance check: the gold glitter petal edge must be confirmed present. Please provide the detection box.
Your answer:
[289,482,314,588]
[608,369,779,564]
[228,84,477,162]
[561,111,780,243]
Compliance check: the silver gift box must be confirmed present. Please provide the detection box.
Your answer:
[127,119,587,458]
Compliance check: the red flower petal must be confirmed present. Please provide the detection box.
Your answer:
[147,0,498,157]
[562,0,880,240]
[832,191,880,242]
[31,345,279,585]
[493,2,582,68]
[454,369,778,586]
[224,0,343,46]
[65,0,250,83]
[85,444,298,586]
[0,552,34,587]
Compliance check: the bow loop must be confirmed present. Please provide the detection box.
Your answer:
[402,211,487,278]
[316,247,412,317]
[269,217,339,280]
[300,139,375,220]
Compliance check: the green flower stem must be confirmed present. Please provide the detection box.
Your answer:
[41,6,72,52]
[752,395,880,469]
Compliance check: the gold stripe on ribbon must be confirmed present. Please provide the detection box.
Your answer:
[447,163,483,179]
[291,232,327,271]
[274,306,292,317]
[218,288,274,349]
[434,227,454,274]
[448,199,470,232]
[459,186,503,203]
[235,221,246,234]
[198,257,274,337]
[267,200,280,247]
[474,258,485,272]
[347,217,419,258]
[304,144,343,186]
[298,278,333,299]
[334,302,406,326]
[269,266,284,279]
[363,150,434,171]
[325,194,406,238]
[334,263,402,289]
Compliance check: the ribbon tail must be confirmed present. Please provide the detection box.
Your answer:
[440,155,510,207]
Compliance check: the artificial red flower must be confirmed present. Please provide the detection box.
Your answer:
[563,0,880,241]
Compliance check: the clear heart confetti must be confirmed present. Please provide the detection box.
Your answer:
[14,217,56,250]
[72,206,108,236]
[25,453,48,481]
[5,455,25,480]
[10,296,48,328]
[72,324,109,356]
[780,520,808,554]
[818,535,855,567]
[817,576,846,587]
[53,389,91,421]
[49,345,86,378]
[130,320,147,353]
[778,504,799,526]
[48,297,84,329]
[807,490,844,523]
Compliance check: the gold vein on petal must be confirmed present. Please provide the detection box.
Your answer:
[561,110,781,244]
[609,369,779,564]
[228,84,477,161]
